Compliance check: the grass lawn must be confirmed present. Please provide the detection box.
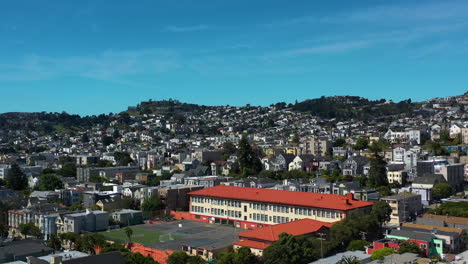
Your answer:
[100,227,179,244]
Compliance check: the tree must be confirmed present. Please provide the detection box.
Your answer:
[432,183,453,200]
[113,129,120,139]
[336,255,362,264]
[333,138,347,148]
[354,138,369,151]
[370,248,394,260]
[222,142,237,155]
[347,240,370,251]
[114,152,133,166]
[70,204,85,211]
[370,201,392,228]
[398,241,423,256]
[141,196,161,217]
[377,186,392,197]
[233,246,259,264]
[57,163,76,177]
[6,164,28,190]
[81,133,90,143]
[19,222,42,238]
[263,233,319,264]
[167,251,190,264]
[39,174,64,191]
[367,154,388,188]
[77,233,107,254]
[237,137,263,176]
[124,227,133,243]
[47,234,62,250]
[120,197,140,210]
[122,252,161,264]
[102,136,115,146]
[0,223,8,238]
[427,201,468,217]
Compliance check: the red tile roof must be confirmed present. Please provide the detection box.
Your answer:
[189,185,373,210]
[233,240,270,250]
[236,218,335,242]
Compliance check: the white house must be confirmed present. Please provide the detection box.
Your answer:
[450,124,462,139]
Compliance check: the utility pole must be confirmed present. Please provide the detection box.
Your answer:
[317,232,326,261]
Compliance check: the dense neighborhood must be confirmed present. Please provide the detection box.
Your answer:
[0,93,468,264]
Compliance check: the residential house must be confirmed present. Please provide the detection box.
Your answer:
[110,209,143,226]
[96,197,121,211]
[462,127,468,144]
[270,153,295,171]
[342,156,370,176]
[288,154,314,172]
[450,124,462,139]
[402,222,465,253]
[61,209,108,234]
[387,163,407,185]
[381,192,422,225]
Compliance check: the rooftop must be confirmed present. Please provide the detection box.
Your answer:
[421,214,468,226]
[402,222,463,235]
[189,185,373,211]
[236,219,334,242]
[232,240,270,250]
[381,192,420,200]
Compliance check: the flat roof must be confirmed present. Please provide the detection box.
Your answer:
[189,185,373,211]
[133,220,240,252]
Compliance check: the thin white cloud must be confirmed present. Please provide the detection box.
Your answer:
[162,25,211,32]
[266,0,468,27]
[275,40,371,58]
[0,48,182,82]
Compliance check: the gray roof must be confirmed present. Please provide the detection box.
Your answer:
[388,229,434,241]
[0,240,54,261]
[368,252,418,264]
[309,251,371,264]
[63,252,125,264]
[382,192,420,200]
[412,175,445,185]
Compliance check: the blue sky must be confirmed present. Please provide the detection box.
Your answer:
[1,0,467,115]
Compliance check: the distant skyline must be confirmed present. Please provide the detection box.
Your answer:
[1,0,467,115]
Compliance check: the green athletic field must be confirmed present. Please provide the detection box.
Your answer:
[100,226,179,244]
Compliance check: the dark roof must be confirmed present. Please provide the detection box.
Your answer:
[299,154,315,162]
[388,229,434,242]
[412,175,445,185]
[0,240,53,260]
[0,189,18,197]
[63,252,125,264]
[387,163,405,172]
[346,156,369,165]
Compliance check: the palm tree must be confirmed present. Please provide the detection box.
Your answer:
[124,227,133,243]
[336,255,362,264]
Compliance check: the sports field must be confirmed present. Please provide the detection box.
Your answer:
[100,226,180,244]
